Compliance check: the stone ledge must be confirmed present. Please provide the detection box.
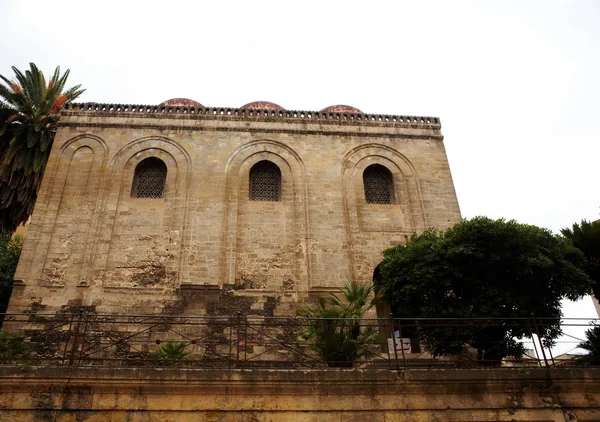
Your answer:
[0,365,598,385]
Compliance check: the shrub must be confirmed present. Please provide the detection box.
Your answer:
[301,281,380,367]
[155,342,189,366]
[0,331,29,363]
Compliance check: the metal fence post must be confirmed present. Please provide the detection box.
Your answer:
[77,313,91,365]
[389,313,401,371]
[236,312,242,364]
[68,311,84,367]
[62,313,76,365]
[228,315,234,368]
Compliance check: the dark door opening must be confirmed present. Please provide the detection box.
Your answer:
[373,264,421,354]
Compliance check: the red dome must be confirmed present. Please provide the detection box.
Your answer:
[241,101,285,110]
[159,98,204,107]
[320,105,363,114]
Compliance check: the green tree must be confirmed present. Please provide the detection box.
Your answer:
[0,234,22,316]
[301,280,380,367]
[0,63,85,234]
[380,217,591,365]
[561,219,600,299]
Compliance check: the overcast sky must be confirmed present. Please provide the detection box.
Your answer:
[1,0,598,351]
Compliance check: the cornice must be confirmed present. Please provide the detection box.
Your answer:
[57,120,444,141]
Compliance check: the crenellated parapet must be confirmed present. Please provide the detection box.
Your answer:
[62,102,441,128]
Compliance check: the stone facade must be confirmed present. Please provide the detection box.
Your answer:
[7,101,461,317]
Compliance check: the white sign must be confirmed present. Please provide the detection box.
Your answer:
[388,331,412,354]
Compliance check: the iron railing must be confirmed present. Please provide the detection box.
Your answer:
[0,313,595,369]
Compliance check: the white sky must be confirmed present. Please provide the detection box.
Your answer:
[1,0,598,352]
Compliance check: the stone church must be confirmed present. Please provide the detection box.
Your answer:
[7,99,461,317]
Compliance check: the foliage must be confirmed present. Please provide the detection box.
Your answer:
[561,219,600,298]
[0,63,85,234]
[380,217,591,365]
[0,234,22,315]
[301,280,380,367]
[155,342,189,365]
[0,331,29,363]
[577,324,600,365]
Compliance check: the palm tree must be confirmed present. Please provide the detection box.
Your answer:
[301,281,380,367]
[0,63,85,234]
[579,325,600,363]
[156,342,190,366]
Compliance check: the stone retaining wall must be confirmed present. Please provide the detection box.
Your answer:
[0,367,598,421]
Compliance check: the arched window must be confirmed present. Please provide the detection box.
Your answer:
[363,164,394,204]
[131,157,167,198]
[250,160,281,201]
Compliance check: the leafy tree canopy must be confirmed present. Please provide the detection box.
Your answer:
[380,217,591,364]
[561,219,600,298]
[0,63,84,234]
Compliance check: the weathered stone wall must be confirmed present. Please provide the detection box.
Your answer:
[7,105,461,317]
[0,367,598,421]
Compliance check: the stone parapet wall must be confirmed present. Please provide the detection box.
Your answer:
[62,102,442,129]
[0,367,598,421]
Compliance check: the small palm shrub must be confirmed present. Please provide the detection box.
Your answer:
[0,331,29,363]
[155,342,189,366]
[301,281,380,367]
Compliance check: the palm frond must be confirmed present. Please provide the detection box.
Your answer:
[0,62,84,233]
[301,281,380,366]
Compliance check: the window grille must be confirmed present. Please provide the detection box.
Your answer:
[363,164,394,204]
[250,161,281,201]
[131,157,167,198]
